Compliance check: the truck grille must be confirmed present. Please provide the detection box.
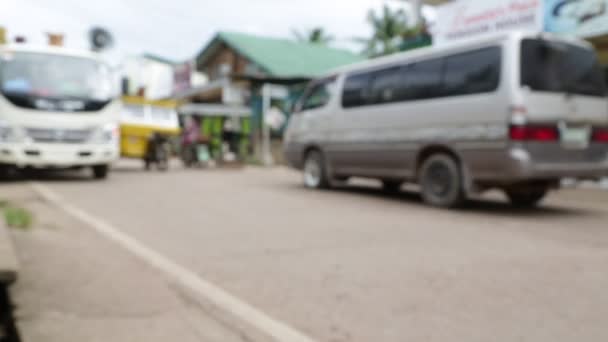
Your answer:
[26,128,92,144]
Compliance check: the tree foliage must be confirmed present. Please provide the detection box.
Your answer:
[292,27,334,45]
[357,5,410,57]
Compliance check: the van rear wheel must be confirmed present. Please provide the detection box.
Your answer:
[303,150,329,189]
[419,154,465,208]
[506,189,547,208]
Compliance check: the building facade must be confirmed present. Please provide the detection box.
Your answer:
[175,32,363,163]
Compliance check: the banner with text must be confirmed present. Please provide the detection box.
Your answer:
[435,0,543,44]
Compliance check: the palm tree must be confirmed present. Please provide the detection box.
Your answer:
[357,5,409,57]
[292,27,334,45]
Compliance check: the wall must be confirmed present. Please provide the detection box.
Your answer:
[200,44,252,81]
[122,57,174,99]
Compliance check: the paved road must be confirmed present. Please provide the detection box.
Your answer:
[28,161,608,342]
[5,183,248,342]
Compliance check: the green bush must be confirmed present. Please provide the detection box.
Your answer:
[3,205,33,230]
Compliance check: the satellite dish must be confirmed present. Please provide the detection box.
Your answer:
[89,27,114,52]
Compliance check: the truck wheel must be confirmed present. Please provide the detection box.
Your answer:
[303,150,329,189]
[506,189,547,208]
[0,165,12,180]
[92,165,109,180]
[419,154,465,208]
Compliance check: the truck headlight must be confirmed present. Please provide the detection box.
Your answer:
[0,122,23,143]
[0,126,12,142]
[91,123,119,144]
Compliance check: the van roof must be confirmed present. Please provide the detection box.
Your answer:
[0,44,100,61]
[328,30,594,77]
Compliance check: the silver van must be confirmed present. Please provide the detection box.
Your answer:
[284,31,608,208]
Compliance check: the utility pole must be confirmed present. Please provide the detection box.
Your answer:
[261,85,273,167]
[411,0,423,26]
[388,0,423,26]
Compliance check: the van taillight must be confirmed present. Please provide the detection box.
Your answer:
[509,125,559,142]
[592,128,608,143]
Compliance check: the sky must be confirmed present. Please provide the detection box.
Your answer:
[1,0,435,65]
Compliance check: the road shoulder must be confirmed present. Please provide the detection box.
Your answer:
[3,183,246,342]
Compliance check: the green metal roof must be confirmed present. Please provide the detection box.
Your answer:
[142,53,178,66]
[198,31,364,78]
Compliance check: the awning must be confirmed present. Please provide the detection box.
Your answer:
[178,103,251,117]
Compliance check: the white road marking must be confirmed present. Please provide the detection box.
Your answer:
[31,182,316,342]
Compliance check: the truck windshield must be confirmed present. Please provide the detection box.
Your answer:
[0,51,114,111]
[521,39,607,98]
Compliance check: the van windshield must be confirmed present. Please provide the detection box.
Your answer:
[521,39,607,97]
[0,51,114,112]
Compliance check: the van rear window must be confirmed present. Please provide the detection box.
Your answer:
[521,39,607,97]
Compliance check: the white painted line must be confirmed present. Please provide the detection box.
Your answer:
[31,182,316,342]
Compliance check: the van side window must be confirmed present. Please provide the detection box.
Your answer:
[442,47,501,96]
[369,67,400,105]
[340,46,502,108]
[398,59,443,101]
[342,73,372,108]
[301,78,335,111]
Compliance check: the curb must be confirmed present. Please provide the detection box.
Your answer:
[0,219,19,285]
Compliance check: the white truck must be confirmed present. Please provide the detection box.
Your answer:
[0,44,120,179]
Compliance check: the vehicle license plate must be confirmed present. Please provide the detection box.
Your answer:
[560,124,590,149]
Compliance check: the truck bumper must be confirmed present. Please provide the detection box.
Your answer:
[0,142,119,168]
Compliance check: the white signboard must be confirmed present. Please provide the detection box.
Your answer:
[435,0,544,44]
[544,0,608,39]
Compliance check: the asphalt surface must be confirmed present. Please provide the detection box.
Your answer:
[4,183,249,342]
[14,160,608,342]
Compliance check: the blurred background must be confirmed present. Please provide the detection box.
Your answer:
[4,0,607,167]
[1,1,608,342]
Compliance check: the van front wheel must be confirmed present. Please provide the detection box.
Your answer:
[419,154,465,208]
[303,150,329,189]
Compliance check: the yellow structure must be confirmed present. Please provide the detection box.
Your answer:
[0,27,6,45]
[589,35,608,66]
[120,96,181,159]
